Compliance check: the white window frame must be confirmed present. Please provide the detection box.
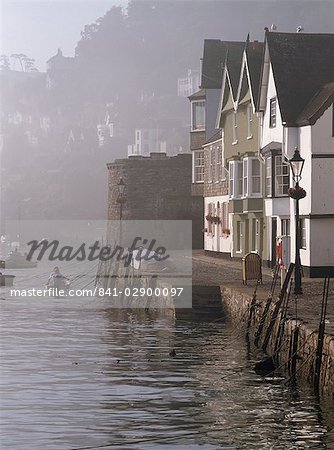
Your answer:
[265,156,272,197]
[229,161,234,198]
[236,221,243,253]
[270,98,277,128]
[232,111,238,144]
[243,159,248,197]
[252,218,260,252]
[275,155,289,196]
[229,160,243,198]
[191,100,205,131]
[282,219,290,236]
[247,103,253,138]
[192,150,204,183]
[236,161,243,198]
[250,158,261,196]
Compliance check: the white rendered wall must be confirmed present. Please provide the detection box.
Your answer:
[311,106,334,155]
[261,64,284,149]
[310,219,334,267]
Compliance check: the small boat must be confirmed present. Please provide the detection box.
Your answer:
[4,250,38,269]
[0,273,15,287]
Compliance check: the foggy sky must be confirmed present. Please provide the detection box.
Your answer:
[1,0,334,73]
[0,0,128,71]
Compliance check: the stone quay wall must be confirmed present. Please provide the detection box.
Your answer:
[220,286,334,399]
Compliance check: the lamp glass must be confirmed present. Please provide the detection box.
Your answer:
[289,148,305,181]
[117,178,125,195]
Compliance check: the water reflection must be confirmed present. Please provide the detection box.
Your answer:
[0,296,334,449]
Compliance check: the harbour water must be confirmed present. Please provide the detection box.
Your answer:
[1,268,334,449]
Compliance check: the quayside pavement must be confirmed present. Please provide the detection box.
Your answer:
[192,250,334,337]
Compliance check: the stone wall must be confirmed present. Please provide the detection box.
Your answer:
[220,285,334,398]
[107,153,203,248]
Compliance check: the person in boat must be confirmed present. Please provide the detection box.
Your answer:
[47,266,70,289]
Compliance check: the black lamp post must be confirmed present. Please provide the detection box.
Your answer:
[289,147,305,295]
[116,177,126,220]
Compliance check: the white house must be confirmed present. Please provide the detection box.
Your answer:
[257,29,334,275]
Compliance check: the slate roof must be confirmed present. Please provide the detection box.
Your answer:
[188,89,206,100]
[265,30,334,126]
[226,44,245,99]
[245,40,264,105]
[200,40,244,89]
[203,129,222,146]
[296,82,334,126]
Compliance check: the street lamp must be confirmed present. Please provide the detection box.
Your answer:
[288,147,305,295]
[116,177,126,220]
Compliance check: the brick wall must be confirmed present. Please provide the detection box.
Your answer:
[203,142,229,197]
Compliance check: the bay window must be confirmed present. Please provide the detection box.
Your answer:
[191,101,205,131]
[251,159,261,195]
[275,155,289,196]
[243,159,248,197]
[229,161,234,197]
[229,160,245,198]
[237,162,243,197]
[265,156,272,197]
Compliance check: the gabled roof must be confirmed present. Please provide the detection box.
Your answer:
[237,39,264,106]
[200,40,244,89]
[263,30,334,126]
[216,39,261,128]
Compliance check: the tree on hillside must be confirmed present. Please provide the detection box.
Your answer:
[0,55,10,71]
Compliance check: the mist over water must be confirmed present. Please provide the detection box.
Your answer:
[1,287,334,449]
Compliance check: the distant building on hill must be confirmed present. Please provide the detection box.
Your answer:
[177,69,200,97]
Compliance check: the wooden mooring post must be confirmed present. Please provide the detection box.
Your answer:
[261,263,294,353]
[314,276,331,393]
[254,264,280,347]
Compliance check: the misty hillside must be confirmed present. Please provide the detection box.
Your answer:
[1,0,333,222]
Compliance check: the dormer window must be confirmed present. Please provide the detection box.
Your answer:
[191,101,205,131]
[270,98,277,128]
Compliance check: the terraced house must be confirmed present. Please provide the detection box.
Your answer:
[195,30,334,277]
[222,38,263,260]
[189,39,244,251]
[204,38,264,259]
[257,30,334,275]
